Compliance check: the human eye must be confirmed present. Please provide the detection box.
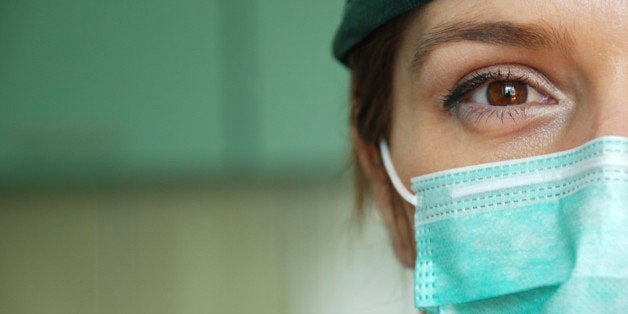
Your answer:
[441,65,560,129]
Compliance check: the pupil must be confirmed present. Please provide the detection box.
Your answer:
[487,81,528,106]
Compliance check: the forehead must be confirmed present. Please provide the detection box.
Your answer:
[415,0,626,30]
[396,0,627,74]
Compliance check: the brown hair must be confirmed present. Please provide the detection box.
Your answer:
[347,12,417,265]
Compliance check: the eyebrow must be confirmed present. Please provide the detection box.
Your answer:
[409,21,574,73]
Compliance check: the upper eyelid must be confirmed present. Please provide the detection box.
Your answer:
[459,71,524,96]
[442,65,549,109]
[457,65,553,92]
[459,68,529,95]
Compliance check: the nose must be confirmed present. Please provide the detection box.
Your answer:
[594,107,628,138]
[592,61,628,138]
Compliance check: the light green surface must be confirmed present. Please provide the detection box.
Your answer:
[0,183,416,314]
[0,187,283,314]
[0,0,349,184]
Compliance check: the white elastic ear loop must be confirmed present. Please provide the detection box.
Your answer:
[379,138,417,206]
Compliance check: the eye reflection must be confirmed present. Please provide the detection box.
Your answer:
[489,81,527,106]
[470,80,545,107]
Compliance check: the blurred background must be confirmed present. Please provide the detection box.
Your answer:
[0,0,414,313]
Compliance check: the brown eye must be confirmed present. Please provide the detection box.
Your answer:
[486,81,528,106]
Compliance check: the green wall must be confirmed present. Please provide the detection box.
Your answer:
[0,0,349,185]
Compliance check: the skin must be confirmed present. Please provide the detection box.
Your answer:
[356,0,627,267]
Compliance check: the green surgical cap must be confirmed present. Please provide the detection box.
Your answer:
[332,0,431,66]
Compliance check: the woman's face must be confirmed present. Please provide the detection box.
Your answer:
[366,0,626,265]
[389,0,627,191]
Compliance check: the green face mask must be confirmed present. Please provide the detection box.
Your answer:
[380,136,628,312]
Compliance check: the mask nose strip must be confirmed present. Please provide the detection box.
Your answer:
[379,139,419,206]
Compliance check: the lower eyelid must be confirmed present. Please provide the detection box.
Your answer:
[451,96,561,132]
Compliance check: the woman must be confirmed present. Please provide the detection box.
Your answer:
[333,0,627,312]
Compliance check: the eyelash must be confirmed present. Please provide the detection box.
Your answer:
[441,68,540,122]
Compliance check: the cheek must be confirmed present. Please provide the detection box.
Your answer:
[390,94,574,183]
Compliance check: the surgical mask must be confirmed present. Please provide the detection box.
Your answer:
[379,136,628,313]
